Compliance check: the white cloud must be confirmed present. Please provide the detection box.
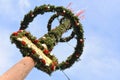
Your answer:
[59,30,120,80]
[0,0,23,21]
[18,0,31,13]
[0,0,14,15]
[86,58,120,76]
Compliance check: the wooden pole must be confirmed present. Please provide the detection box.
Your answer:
[0,57,36,80]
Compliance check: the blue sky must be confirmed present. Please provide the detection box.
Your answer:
[0,0,120,80]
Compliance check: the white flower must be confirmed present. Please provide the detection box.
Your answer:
[17,38,22,41]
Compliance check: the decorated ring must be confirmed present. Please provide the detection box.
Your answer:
[10,4,84,75]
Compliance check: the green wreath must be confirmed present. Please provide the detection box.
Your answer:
[10,4,84,75]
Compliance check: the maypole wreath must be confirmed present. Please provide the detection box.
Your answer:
[10,4,84,75]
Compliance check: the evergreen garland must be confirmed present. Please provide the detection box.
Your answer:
[10,4,84,75]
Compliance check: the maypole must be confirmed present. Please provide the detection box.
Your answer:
[0,4,84,80]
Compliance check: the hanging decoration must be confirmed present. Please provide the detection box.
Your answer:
[10,4,84,75]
